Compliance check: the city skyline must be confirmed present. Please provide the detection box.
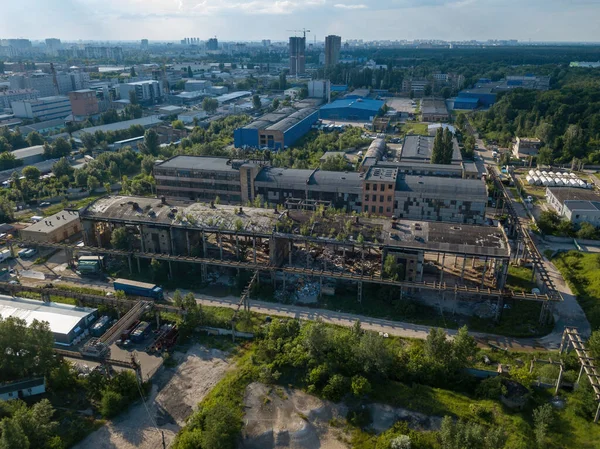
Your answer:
[2,0,600,43]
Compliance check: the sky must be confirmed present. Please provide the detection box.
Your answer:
[2,0,600,43]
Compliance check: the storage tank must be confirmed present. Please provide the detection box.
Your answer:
[570,173,577,179]
[535,170,542,177]
[526,175,534,185]
[548,171,555,177]
[578,180,586,187]
[529,169,536,177]
[546,178,555,187]
[533,176,541,185]
[569,179,578,186]
[553,178,562,186]
[542,171,549,177]
[541,177,551,186]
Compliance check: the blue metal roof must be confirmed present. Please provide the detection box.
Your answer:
[454,97,479,103]
[320,98,384,113]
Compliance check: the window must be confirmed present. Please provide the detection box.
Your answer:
[380,196,384,202]
[373,184,378,191]
[388,184,393,190]
[371,206,376,213]
[386,207,391,213]
[364,205,368,212]
[372,195,376,201]
[379,206,384,213]
[387,196,392,202]
[366,183,370,191]
[364,195,369,201]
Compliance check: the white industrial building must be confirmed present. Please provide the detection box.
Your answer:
[11,96,72,121]
[0,295,97,346]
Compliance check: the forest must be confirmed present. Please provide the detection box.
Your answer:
[472,70,600,164]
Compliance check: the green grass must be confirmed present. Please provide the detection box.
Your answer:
[468,299,553,337]
[552,251,600,329]
[506,265,536,293]
[401,122,428,136]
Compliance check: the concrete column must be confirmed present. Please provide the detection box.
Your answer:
[235,234,240,260]
[497,261,509,290]
[218,233,223,260]
[169,227,176,255]
[139,225,145,252]
[471,256,476,269]
[306,240,310,268]
[288,240,292,266]
[186,231,191,256]
[577,364,585,384]
[254,236,257,264]
[136,256,141,273]
[480,257,488,288]
[361,247,365,275]
[128,255,132,274]
[439,253,446,284]
[168,260,173,279]
[555,365,564,395]
[460,256,467,283]
[202,231,207,258]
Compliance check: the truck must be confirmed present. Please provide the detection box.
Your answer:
[0,249,12,263]
[130,321,151,343]
[113,278,163,300]
[77,255,104,275]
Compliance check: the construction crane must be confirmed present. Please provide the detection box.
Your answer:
[287,28,311,39]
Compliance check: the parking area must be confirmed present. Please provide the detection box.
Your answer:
[386,97,416,113]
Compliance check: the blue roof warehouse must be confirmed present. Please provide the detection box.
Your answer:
[234,99,322,150]
[319,98,384,121]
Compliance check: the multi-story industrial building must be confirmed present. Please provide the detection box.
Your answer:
[546,187,600,226]
[83,46,123,62]
[119,80,163,104]
[289,37,306,75]
[11,96,72,121]
[9,72,90,97]
[400,135,462,165]
[512,137,542,159]
[325,35,342,66]
[154,155,487,224]
[69,89,100,117]
[0,89,39,110]
[45,38,62,55]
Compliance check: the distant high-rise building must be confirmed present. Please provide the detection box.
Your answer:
[325,35,341,67]
[141,39,149,49]
[289,36,306,76]
[262,39,271,47]
[207,38,219,51]
[45,38,61,55]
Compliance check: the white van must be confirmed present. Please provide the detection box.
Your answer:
[0,249,12,263]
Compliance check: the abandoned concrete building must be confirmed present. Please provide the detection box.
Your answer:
[154,155,487,224]
[78,195,510,301]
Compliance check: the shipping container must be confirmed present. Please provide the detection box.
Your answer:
[91,316,111,337]
[113,278,163,300]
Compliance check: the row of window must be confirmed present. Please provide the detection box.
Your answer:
[154,169,239,181]
[365,183,394,192]
[363,205,392,214]
[364,195,393,203]
[157,180,241,192]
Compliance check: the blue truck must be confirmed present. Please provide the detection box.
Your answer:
[113,278,163,300]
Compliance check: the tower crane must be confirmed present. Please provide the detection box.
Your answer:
[287,28,311,39]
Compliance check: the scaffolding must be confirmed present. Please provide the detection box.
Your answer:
[559,327,600,422]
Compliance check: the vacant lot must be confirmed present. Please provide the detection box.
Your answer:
[74,345,230,449]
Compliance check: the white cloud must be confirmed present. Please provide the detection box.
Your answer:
[334,3,368,9]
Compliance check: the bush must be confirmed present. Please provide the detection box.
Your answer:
[351,375,372,397]
[476,376,507,399]
[347,407,372,428]
[322,374,349,402]
[390,435,411,449]
[100,391,125,418]
[176,429,203,449]
[201,404,241,449]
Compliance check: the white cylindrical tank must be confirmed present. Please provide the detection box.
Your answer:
[547,178,555,187]
[553,178,562,186]
[578,180,586,187]
[535,170,542,177]
[526,175,534,185]
[529,169,536,177]
[570,173,577,179]
[569,179,578,186]
[548,171,555,177]
[533,176,541,185]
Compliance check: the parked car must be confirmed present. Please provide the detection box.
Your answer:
[19,248,38,259]
[39,202,51,208]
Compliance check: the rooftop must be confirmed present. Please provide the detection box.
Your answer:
[72,116,163,137]
[548,187,600,205]
[23,210,80,234]
[215,91,252,103]
[401,135,462,164]
[365,166,398,182]
[11,145,44,160]
[398,176,487,201]
[155,156,249,172]
[320,98,385,113]
[564,200,600,212]
[0,295,96,336]
[421,98,448,116]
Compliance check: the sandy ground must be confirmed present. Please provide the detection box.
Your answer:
[241,382,441,449]
[73,345,230,449]
[241,382,349,449]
